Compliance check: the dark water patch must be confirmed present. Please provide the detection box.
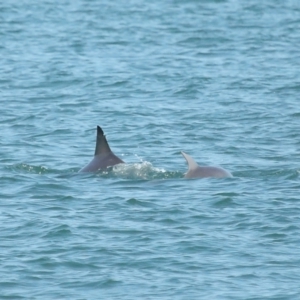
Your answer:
[102,227,144,237]
[262,233,287,242]
[37,204,71,215]
[24,255,60,270]
[126,198,153,207]
[291,112,300,118]
[60,278,123,290]
[157,217,179,226]
[60,260,99,271]
[42,224,72,239]
[212,197,238,208]
[0,295,26,300]
[281,225,300,232]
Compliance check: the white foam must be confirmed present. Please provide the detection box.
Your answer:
[112,161,166,180]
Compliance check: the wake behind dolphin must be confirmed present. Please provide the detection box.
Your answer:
[181,151,232,179]
[79,126,124,172]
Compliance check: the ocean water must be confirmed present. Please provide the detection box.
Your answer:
[1,0,300,299]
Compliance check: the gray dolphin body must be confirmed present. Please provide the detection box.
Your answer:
[181,151,232,179]
[79,126,124,172]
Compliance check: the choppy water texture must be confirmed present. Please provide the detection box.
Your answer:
[1,0,300,299]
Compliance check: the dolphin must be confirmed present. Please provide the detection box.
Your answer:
[79,126,124,172]
[181,151,232,179]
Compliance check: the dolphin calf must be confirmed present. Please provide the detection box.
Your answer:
[181,151,232,179]
[79,126,124,172]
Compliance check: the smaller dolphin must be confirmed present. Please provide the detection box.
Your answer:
[181,151,232,179]
[79,126,124,172]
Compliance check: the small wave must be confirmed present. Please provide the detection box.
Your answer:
[10,163,52,175]
[9,164,79,177]
[233,168,300,180]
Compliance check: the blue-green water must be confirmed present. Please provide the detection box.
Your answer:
[1,0,300,299]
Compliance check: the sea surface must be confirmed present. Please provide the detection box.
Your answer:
[1,0,300,299]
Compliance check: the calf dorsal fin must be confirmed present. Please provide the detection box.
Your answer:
[181,151,199,171]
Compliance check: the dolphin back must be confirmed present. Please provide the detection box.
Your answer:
[181,151,232,179]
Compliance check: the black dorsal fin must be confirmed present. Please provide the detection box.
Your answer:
[94,126,112,155]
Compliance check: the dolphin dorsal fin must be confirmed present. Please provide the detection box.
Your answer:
[94,126,112,156]
[181,151,199,171]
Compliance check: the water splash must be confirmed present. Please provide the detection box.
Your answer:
[99,161,183,180]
